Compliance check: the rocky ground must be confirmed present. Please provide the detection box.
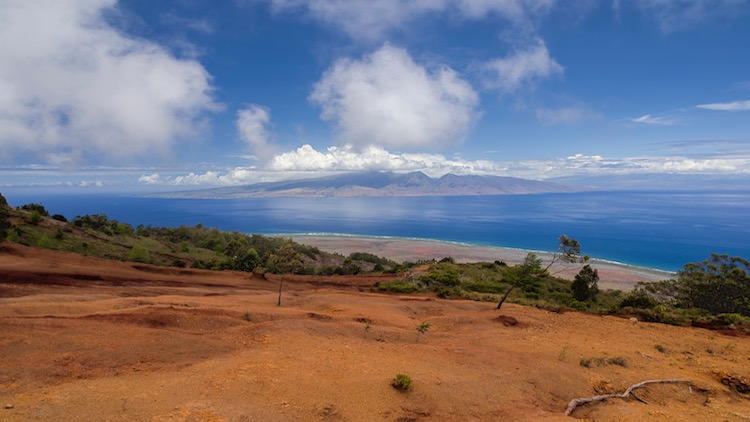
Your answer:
[1,243,749,421]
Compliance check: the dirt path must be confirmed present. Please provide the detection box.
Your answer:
[1,244,749,421]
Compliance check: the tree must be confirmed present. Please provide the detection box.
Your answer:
[233,248,260,272]
[571,264,599,302]
[673,254,750,316]
[546,235,589,272]
[496,253,547,310]
[497,236,589,310]
[0,192,9,242]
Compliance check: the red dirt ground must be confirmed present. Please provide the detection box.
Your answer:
[1,244,749,421]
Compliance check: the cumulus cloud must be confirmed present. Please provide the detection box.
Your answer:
[696,100,750,111]
[536,106,600,125]
[310,44,480,150]
[635,0,747,33]
[629,114,678,125]
[482,39,563,94]
[0,0,218,165]
[269,144,499,175]
[236,105,275,160]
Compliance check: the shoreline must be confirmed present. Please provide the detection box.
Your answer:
[290,233,673,291]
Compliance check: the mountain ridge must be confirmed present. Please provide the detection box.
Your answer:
[164,171,582,198]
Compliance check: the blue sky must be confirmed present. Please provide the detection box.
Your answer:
[1,0,750,191]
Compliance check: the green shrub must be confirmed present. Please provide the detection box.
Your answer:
[569,300,588,311]
[21,203,49,216]
[620,289,657,309]
[129,245,151,264]
[38,235,51,248]
[179,241,190,253]
[377,281,421,293]
[27,210,43,225]
[51,214,68,222]
[172,259,186,268]
[391,374,412,391]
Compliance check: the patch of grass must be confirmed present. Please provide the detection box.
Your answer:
[607,356,628,367]
[377,281,421,294]
[242,311,251,322]
[580,357,606,368]
[391,374,412,391]
[580,356,628,368]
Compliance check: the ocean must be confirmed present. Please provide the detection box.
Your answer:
[4,190,749,272]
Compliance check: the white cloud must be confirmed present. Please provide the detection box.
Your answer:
[696,100,750,111]
[269,144,499,175]
[138,173,163,185]
[536,106,600,125]
[310,44,480,150]
[482,39,563,94]
[269,0,558,41]
[0,0,218,165]
[236,105,275,160]
[635,0,747,33]
[630,114,678,125]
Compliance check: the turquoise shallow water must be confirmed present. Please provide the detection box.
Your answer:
[5,190,749,271]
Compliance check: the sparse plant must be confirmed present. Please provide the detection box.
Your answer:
[719,342,736,356]
[580,357,605,368]
[607,356,628,367]
[415,321,431,342]
[391,373,412,391]
[364,322,371,333]
[655,344,666,353]
[243,311,251,321]
[558,347,569,362]
[54,228,64,240]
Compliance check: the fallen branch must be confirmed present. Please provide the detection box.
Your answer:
[565,379,693,416]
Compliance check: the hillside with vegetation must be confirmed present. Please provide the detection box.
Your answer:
[1,192,748,332]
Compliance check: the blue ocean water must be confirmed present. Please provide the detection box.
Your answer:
[4,191,749,271]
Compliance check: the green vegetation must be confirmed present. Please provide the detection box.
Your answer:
[129,244,151,263]
[415,321,431,342]
[2,192,748,333]
[0,193,9,242]
[616,254,750,328]
[571,264,599,302]
[580,356,628,368]
[0,194,404,275]
[391,374,412,391]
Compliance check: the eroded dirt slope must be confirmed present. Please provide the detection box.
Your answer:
[1,244,749,421]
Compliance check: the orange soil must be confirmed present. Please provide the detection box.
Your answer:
[1,244,749,421]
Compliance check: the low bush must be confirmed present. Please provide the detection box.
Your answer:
[377,281,421,294]
[391,374,412,391]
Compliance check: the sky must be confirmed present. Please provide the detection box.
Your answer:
[1,0,750,192]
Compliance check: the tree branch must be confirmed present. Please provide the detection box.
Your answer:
[565,379,693,416]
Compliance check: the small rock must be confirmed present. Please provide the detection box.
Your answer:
[629,317,638,322]
[5,404,13,409]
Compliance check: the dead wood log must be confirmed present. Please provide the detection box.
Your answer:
[565,379,694,416]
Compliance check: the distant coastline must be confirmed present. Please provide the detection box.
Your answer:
[290,233,672,291]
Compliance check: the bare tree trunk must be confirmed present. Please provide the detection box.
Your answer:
[277,276,283,307]
[496,285,515,310]
[565,379,693,416]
